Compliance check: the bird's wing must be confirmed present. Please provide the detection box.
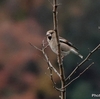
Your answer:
[59,36,78,50]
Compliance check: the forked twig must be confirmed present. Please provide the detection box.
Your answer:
[29,42,60,77]
[65,44,100,82]
[29,42,61,91]
[64,62,94,88]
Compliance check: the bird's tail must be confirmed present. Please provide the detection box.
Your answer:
[77,53,83,59]
[71,48,83,59]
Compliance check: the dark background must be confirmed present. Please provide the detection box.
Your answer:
[0,0,100,99]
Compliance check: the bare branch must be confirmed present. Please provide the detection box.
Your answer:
[42,47,60,77]
[29,42,42,52]
[48,0,53,6]
[65,44,100,82]
[63,62,94,88]
[41,41,62,91]
[53,0,66,99]
[29,42,60,76]
[54,86,65,92]
[30,42,61,91]
[53,0,62,65]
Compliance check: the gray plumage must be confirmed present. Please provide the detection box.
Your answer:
[46,30,83,59]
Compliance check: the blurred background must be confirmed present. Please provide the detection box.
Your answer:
[0,0,100,99]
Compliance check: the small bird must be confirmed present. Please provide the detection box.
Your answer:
[46,30,83,59]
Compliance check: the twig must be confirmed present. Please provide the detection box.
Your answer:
[54,86,65,92]
[42,47,60,77]
[43,52,60,91]
[53,0,66,99]
[29,42,61,90]
[53,0,62,64]
[29,42,42,52]
[30,42,60,77]
[65,44,100,82]
[48,0,53,6]
[42,41,62,91]
[63,62,94,88]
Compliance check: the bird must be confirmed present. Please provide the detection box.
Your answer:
[46,30,83,59]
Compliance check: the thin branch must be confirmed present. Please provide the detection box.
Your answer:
[53,0,66,99]
[42,47,60,77]
[48,0,53,6]
[29,42,42,52]
[65,44,100,82]
[53,0,62,65]
[42,41,62,91]
[29,42,60,76]
[48,68,61,91]
[63,62,94,88]
[30,42,61,91]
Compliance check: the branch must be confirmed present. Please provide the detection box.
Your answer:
[29,42,61,91]
[63,62,94,88]
[65,44,100,82]
[42,48,60,77]
[53,0,62,65]
[30,42,60,77]
[53,0,66,99]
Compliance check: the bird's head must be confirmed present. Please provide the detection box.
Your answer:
[46,30,55,40]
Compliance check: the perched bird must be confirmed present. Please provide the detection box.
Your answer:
[46,30,83,59]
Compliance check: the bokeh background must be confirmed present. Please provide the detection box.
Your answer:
[0,0,100,99]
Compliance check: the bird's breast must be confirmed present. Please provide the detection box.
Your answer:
[49,39,58,54]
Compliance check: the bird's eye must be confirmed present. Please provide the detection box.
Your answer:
[50,32,53,34]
